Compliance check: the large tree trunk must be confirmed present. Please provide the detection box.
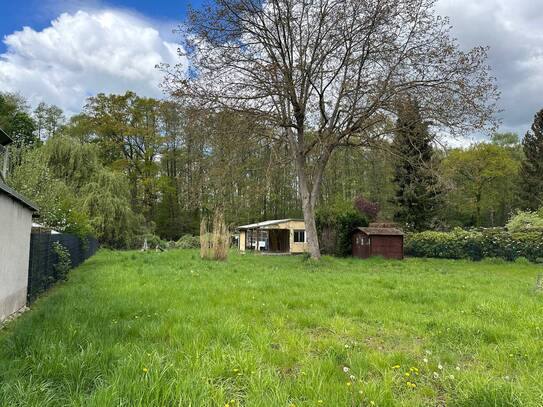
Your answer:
[301,192,320,259]
[294,144,331,260]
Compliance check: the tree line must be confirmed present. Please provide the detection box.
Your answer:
[1,90,542,249]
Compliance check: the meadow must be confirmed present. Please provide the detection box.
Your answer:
[0,250,542,406]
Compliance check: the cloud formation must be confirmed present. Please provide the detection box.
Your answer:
[0,2,541,138]
[437,0,543,136]
[0,10,183,114]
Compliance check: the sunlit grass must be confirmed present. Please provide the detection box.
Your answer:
[1,250,542,406]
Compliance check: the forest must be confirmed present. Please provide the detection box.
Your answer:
[2,90,542,250]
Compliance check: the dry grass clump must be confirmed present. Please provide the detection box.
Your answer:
[212,210,229,261]
[200,209,229,261]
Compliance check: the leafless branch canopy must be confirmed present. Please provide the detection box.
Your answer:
[164,0,498,147]
[161,0,499,258]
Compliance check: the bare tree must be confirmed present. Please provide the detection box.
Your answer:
[162,0,498,259]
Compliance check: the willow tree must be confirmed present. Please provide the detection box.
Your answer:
[163,0,498,259]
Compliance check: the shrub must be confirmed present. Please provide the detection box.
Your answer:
[354,196,380,221]
[175,235,200,249]
[506,209,543,232]
[316,201,368,256]
[405,228,543,262]
[52,242,72,281]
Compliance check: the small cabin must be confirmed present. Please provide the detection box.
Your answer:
[237,219,307,254]
[352,226,404,260]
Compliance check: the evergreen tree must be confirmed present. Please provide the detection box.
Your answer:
[519,109,543,210]
[391,98,442,231]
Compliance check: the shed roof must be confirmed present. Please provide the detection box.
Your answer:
[0,128,13,146]
[356,227,404,236]
[0,181,38,211]
[238,219,303,230]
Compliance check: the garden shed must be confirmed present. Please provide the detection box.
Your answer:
[237,219,307,254]
[0,132,38,322]
[352,225,404,260]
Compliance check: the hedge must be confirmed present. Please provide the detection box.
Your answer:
[316,206,368,257]
[405,228,543,262]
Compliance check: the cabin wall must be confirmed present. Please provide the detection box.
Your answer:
[239,230,246,252]
[352,232,404,260]
[370,236,403,260]
[0,193,33,322]
[285,220,308,253]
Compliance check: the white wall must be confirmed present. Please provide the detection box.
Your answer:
[0,193,33,322]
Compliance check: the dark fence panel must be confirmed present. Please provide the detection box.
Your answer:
[27,234,99,302]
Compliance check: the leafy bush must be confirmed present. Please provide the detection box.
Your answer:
[316,200,368,256]
[405,228,543,262]
[506,209,543,232]
[175,234,200,249]
[52,242,72,281]
[354,196,380,221]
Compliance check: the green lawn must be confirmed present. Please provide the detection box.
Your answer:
[1,250,542,406]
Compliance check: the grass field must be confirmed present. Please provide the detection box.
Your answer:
[1,250,542,406]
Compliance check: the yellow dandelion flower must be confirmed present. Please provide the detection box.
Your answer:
[405,372,410,377]
[317,400,324,404]
[392,365,400,369]
[346,382,352,387]
[142,367,148,373]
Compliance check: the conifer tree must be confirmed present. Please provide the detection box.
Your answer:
[519,109,543,210]
[391,98,442,231]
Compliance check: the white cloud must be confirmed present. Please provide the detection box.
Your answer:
[0,10,185,114]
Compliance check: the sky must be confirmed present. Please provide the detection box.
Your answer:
[0,0,542,141]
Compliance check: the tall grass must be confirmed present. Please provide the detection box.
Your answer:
[200,209,230,261]
[212,210,229,261]
[1,251,542,406]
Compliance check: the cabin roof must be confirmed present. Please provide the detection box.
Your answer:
[0,128,13,146]
[238,219,303,230]
[356,227,404,236]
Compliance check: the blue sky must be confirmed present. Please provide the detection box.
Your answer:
[1,0,542,141]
